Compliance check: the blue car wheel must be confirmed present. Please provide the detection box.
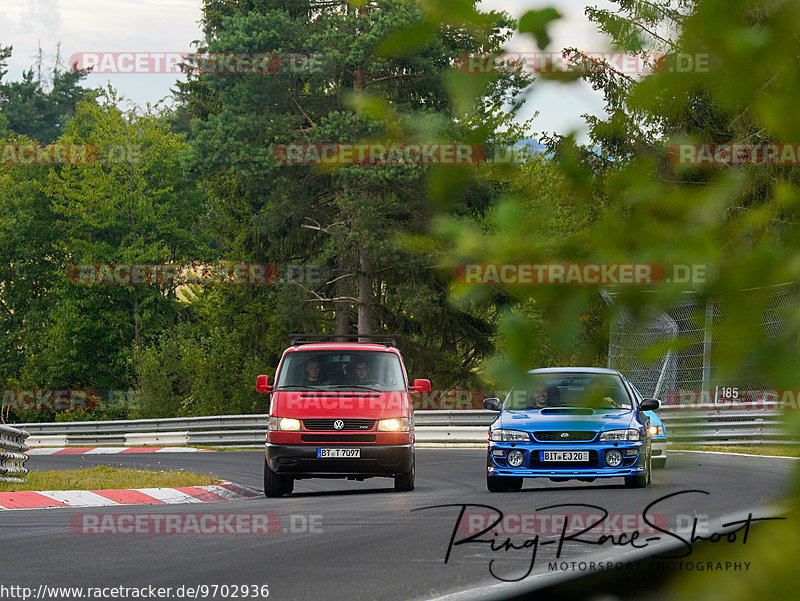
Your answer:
[486,455,523,492]
[624,448,651,488]
[487,474,523,492]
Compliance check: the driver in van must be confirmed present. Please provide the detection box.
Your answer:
[301,357,325,386]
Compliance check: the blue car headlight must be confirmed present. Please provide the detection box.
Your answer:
[490,429,531,442]
[599,428,640,442]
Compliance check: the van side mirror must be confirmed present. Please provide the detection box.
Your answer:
[640,398,661,411]
[483,398,502,411]
[256,375,272,394]
[411,379,431,394]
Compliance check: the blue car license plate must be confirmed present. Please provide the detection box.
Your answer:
[540,451,589,462]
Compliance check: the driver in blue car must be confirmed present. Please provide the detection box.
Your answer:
[528,386,559,409]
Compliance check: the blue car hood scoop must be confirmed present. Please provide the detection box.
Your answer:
[539,408,596,415]
[500,407,635,431]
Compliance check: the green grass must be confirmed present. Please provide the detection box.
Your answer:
[0,465,220,492]
[672,444,800,457]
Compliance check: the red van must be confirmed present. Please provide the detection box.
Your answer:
[257,335,430,497]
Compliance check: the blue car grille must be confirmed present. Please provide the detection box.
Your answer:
[532,431,597,442]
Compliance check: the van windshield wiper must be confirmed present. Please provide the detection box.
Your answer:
[275,385,327,392]
[326,385,382,392]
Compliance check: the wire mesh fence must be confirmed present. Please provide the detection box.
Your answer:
[605,284,800,406]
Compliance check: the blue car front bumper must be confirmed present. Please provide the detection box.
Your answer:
[487,441,648,478]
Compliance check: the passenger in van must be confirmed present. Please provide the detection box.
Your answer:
[347,359,377,385]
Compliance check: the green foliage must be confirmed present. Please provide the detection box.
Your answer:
[518,8,562,50]
[0,90,206,407]
[0,45,94,144]
[156,0,534,409]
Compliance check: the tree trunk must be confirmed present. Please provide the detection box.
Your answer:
[357,244,372,338]
[334,265,350,339]
[353,5,371,340]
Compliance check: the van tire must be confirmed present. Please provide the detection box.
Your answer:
[264,459,293,497]
[394,461,415,492]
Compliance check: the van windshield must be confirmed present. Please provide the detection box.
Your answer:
[504,372,633,410]
[275,350,406,391]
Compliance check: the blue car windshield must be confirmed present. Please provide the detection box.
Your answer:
[505,373,633,410]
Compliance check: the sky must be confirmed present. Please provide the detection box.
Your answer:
[1,0,616,141]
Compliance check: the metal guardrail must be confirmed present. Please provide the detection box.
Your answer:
[655,404,796,445]
[0,424,30,482]
[18,405,796,448]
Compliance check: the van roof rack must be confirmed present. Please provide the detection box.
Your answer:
[289,334,399,347]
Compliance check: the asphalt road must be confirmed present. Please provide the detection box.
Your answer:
[0,449,796,601]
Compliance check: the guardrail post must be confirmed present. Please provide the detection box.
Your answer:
[0,424,30,483]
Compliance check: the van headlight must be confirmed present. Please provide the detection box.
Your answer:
[599,429,640,441]
[649,425,664,436]
[490,429,531,442]
[378,418,410,432]
[268,417,301,431]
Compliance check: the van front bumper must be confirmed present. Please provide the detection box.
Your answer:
[266,443,414,478]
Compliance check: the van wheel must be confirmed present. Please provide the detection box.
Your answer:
[264,459,293,497]
[394,461,415,492]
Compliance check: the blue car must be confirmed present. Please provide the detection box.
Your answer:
[483,367,662,492]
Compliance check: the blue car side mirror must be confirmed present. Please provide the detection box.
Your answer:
[640,398,661,411]
[483,398,502,411]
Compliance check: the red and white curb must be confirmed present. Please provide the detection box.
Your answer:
[0,481,260,510]
[27,447,213,455]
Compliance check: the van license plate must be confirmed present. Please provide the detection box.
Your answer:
[317,448,361,458]
[540,451,589,462]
